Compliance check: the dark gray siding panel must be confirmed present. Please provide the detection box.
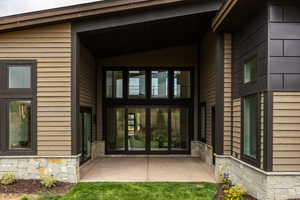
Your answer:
[269,1,300,90]
[232,7,268,98]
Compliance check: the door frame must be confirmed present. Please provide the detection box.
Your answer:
[102,66,194,155]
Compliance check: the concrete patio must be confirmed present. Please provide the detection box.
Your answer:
[80,157,215,183]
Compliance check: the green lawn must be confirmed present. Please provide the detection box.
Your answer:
[34,182,217,200]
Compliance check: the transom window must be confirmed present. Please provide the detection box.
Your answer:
[244,57,257,84]
[105,68,192,100]
[0,61,36,155]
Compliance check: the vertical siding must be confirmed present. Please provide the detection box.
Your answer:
[0,23,72,156]
[273,92,300,171]
[260,93,264,169]
[224,33,232,155]
[232,98,241,158]
[80,45,97,141]
[199,31,217,146]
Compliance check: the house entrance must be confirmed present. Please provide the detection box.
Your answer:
[104,67,193,154]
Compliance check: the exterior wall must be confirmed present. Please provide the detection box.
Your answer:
[216,155,300,200]
[0,156,79,183]
[98,45,197,67]
[273,92,300,171]
[232,6,268,98]
[223,33,232,155]
[79,44,97,143]
[232,98,241,158]
[269,1,300,90]
[0,23,72,156]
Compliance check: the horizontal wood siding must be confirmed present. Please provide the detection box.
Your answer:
[199,31,217,146]
[80,45,97,141]
[232,98,241,158]
[0,23,72,156]
[224,33,232,155]
[273,92,300,171]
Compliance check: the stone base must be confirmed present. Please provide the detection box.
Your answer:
[215,155,300,200]
[191,141,213,166]
[92,141,105,159]
[0,156,80,183]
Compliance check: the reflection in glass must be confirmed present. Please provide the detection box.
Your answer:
[151,71,168,98]
[106,71,123,98]
[9,66,31,88]
[9,101,31,150]
[128,108,146,151]
[128,71,145,98]
[171,108,189,150]
[83,112,92,160]
[107,108,125,151]
[244,57,257,84]
[174,71,191,98]
[244,95,257,159]
[151,108,168,151]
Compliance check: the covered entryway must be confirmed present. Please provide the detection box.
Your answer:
[80,158,215,182]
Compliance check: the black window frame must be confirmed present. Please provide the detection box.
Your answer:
[243,55,258,85]
[241,93,261,168]
[199,102,206,143]
[103,66,193,155]
[0,60,37,156]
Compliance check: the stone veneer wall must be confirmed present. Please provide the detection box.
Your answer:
[215,155,300,200]
[0,156,80,183]
[191,141,213,165]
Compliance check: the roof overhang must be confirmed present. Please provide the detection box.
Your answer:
[212,0,268,32]
[0,0,222,33]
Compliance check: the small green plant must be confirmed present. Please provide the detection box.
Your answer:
[20,197,30,200]
[40,175,57,188]
[0,172,16,185]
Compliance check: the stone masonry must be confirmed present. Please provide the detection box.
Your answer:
[0,156,80,183]
[191,141,213,166]
[215,155,300,200]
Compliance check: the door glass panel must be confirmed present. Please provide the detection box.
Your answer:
[150,108,168,151]
[128,108,146,151]
[174,71,191,98]
[107,108,125,151]
[171,108,189,150]
[128,71,145,98]
[83,112,92,160]
[9,66,31,88]
[106,71,123,98]
[9,101,31,150]
[151,71,168,98]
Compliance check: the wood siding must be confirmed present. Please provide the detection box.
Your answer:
[0,23,72,156]
[224,33,232,155]
[199,31,217,146]
[232,98,241,158]
[269,2,300,90]
[79,45,97,141]
[273,92,300,171]
[232,7,268,98]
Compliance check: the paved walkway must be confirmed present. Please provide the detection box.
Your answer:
[80,157,215,183]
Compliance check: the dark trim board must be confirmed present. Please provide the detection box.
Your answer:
[215,33,224,155]
[264,91,273,171]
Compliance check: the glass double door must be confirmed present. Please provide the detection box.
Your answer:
[107,106,190,154]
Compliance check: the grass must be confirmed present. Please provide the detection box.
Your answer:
[27,182,217,200]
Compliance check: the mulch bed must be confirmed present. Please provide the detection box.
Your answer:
[0,180,74,194]
[215,184,257,200]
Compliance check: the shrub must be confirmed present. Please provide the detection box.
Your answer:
[224,185,245,200]
[0,172,16,185]
[40,176,57,188]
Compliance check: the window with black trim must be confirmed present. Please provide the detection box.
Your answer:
[242,94,260,167]
[199,103,206,143]
[0,61,36,155]
[244,56,257,84]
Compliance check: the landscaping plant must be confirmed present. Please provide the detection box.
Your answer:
[40,176,57,188]
[0,172,16,185]
[224,185,245,200]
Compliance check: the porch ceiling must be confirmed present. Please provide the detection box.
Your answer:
[79,13,215,58]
